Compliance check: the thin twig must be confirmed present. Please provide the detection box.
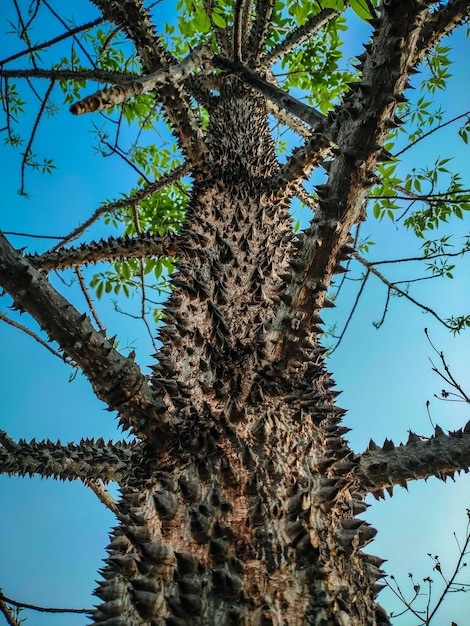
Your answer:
[395,111,470,157]
[75,267,106,332]
[42,0,96,67]
[0,18,105,65]
[0,592,90,615]
[354,253,455,330]
[3,231,65,240]
[20,79,56,195]
[0,312,62,359]
[329,269,370,354]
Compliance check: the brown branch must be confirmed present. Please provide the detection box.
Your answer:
[84,479,119,514]
[412,0,470,64]
[49,162,189,250]
[0,595,21,626]
[0,591,90,615]
[0,17,105,66]
[90,0,209,164]
[354,252,456,330]
[214,56,326,129]
[0,67,136,82]
[28,232,180,272]
[70,45,213,115]
[246,0,275,66]
[0,431,138,484]
[0,311,63,359]
[356,423,470,498]
[75,267,106,332]
[263,1,464,367]
[0,232,168,439]
[260,8,341,69]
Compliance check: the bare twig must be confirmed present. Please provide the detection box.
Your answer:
[75,267,106,332]
[0,311,63,359]
[395,111,470,158]
[354,252,456,331]
[0,17,105,66]
[425,329,470,404]
[20,79,56,195]
[0,592,90,615]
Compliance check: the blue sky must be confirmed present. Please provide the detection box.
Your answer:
[0,3,469,625]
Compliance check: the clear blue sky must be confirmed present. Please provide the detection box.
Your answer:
[0,3,469,625]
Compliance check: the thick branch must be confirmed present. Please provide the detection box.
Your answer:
[90,0,209,164]
[28,233,180,272]
[70,45,213,115]
[0,431,138,484]
[413,0,470,63]
[246,0,275,66]
[356,423,470,498]
[0,233,168,439]
[265,1,456,366]
[214,56,326,128]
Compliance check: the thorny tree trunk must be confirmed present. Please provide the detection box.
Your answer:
[1,1,470,625]
[91,81,383,626]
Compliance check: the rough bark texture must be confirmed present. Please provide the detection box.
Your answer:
[1,1,470,625]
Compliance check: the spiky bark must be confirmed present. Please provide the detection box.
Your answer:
[1,1,470,625]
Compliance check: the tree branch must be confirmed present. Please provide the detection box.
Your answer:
[0,431,138,484]
[260,8,341,69]
[0,594,21,626]
[0,17,105,66]
[354,252,457,330]
[49,163,189,250]
[413,0,470,63]
[356,423,470,498]
[246,0,275,66]
[0,591,90,616]
[27,233,180,272]
[214,56,326,129]
[90,0,209,164]
[264,1,465,367]
[0,233,168,439]
[70,45,213,115]
[84,479,119,514]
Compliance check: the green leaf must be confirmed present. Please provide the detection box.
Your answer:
[211,11,226,29]
[350,0,373,22]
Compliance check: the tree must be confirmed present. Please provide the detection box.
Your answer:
[1,0,470,624]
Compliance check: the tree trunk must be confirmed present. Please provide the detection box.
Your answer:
[2,2,470,625]
[90,79,384,626]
